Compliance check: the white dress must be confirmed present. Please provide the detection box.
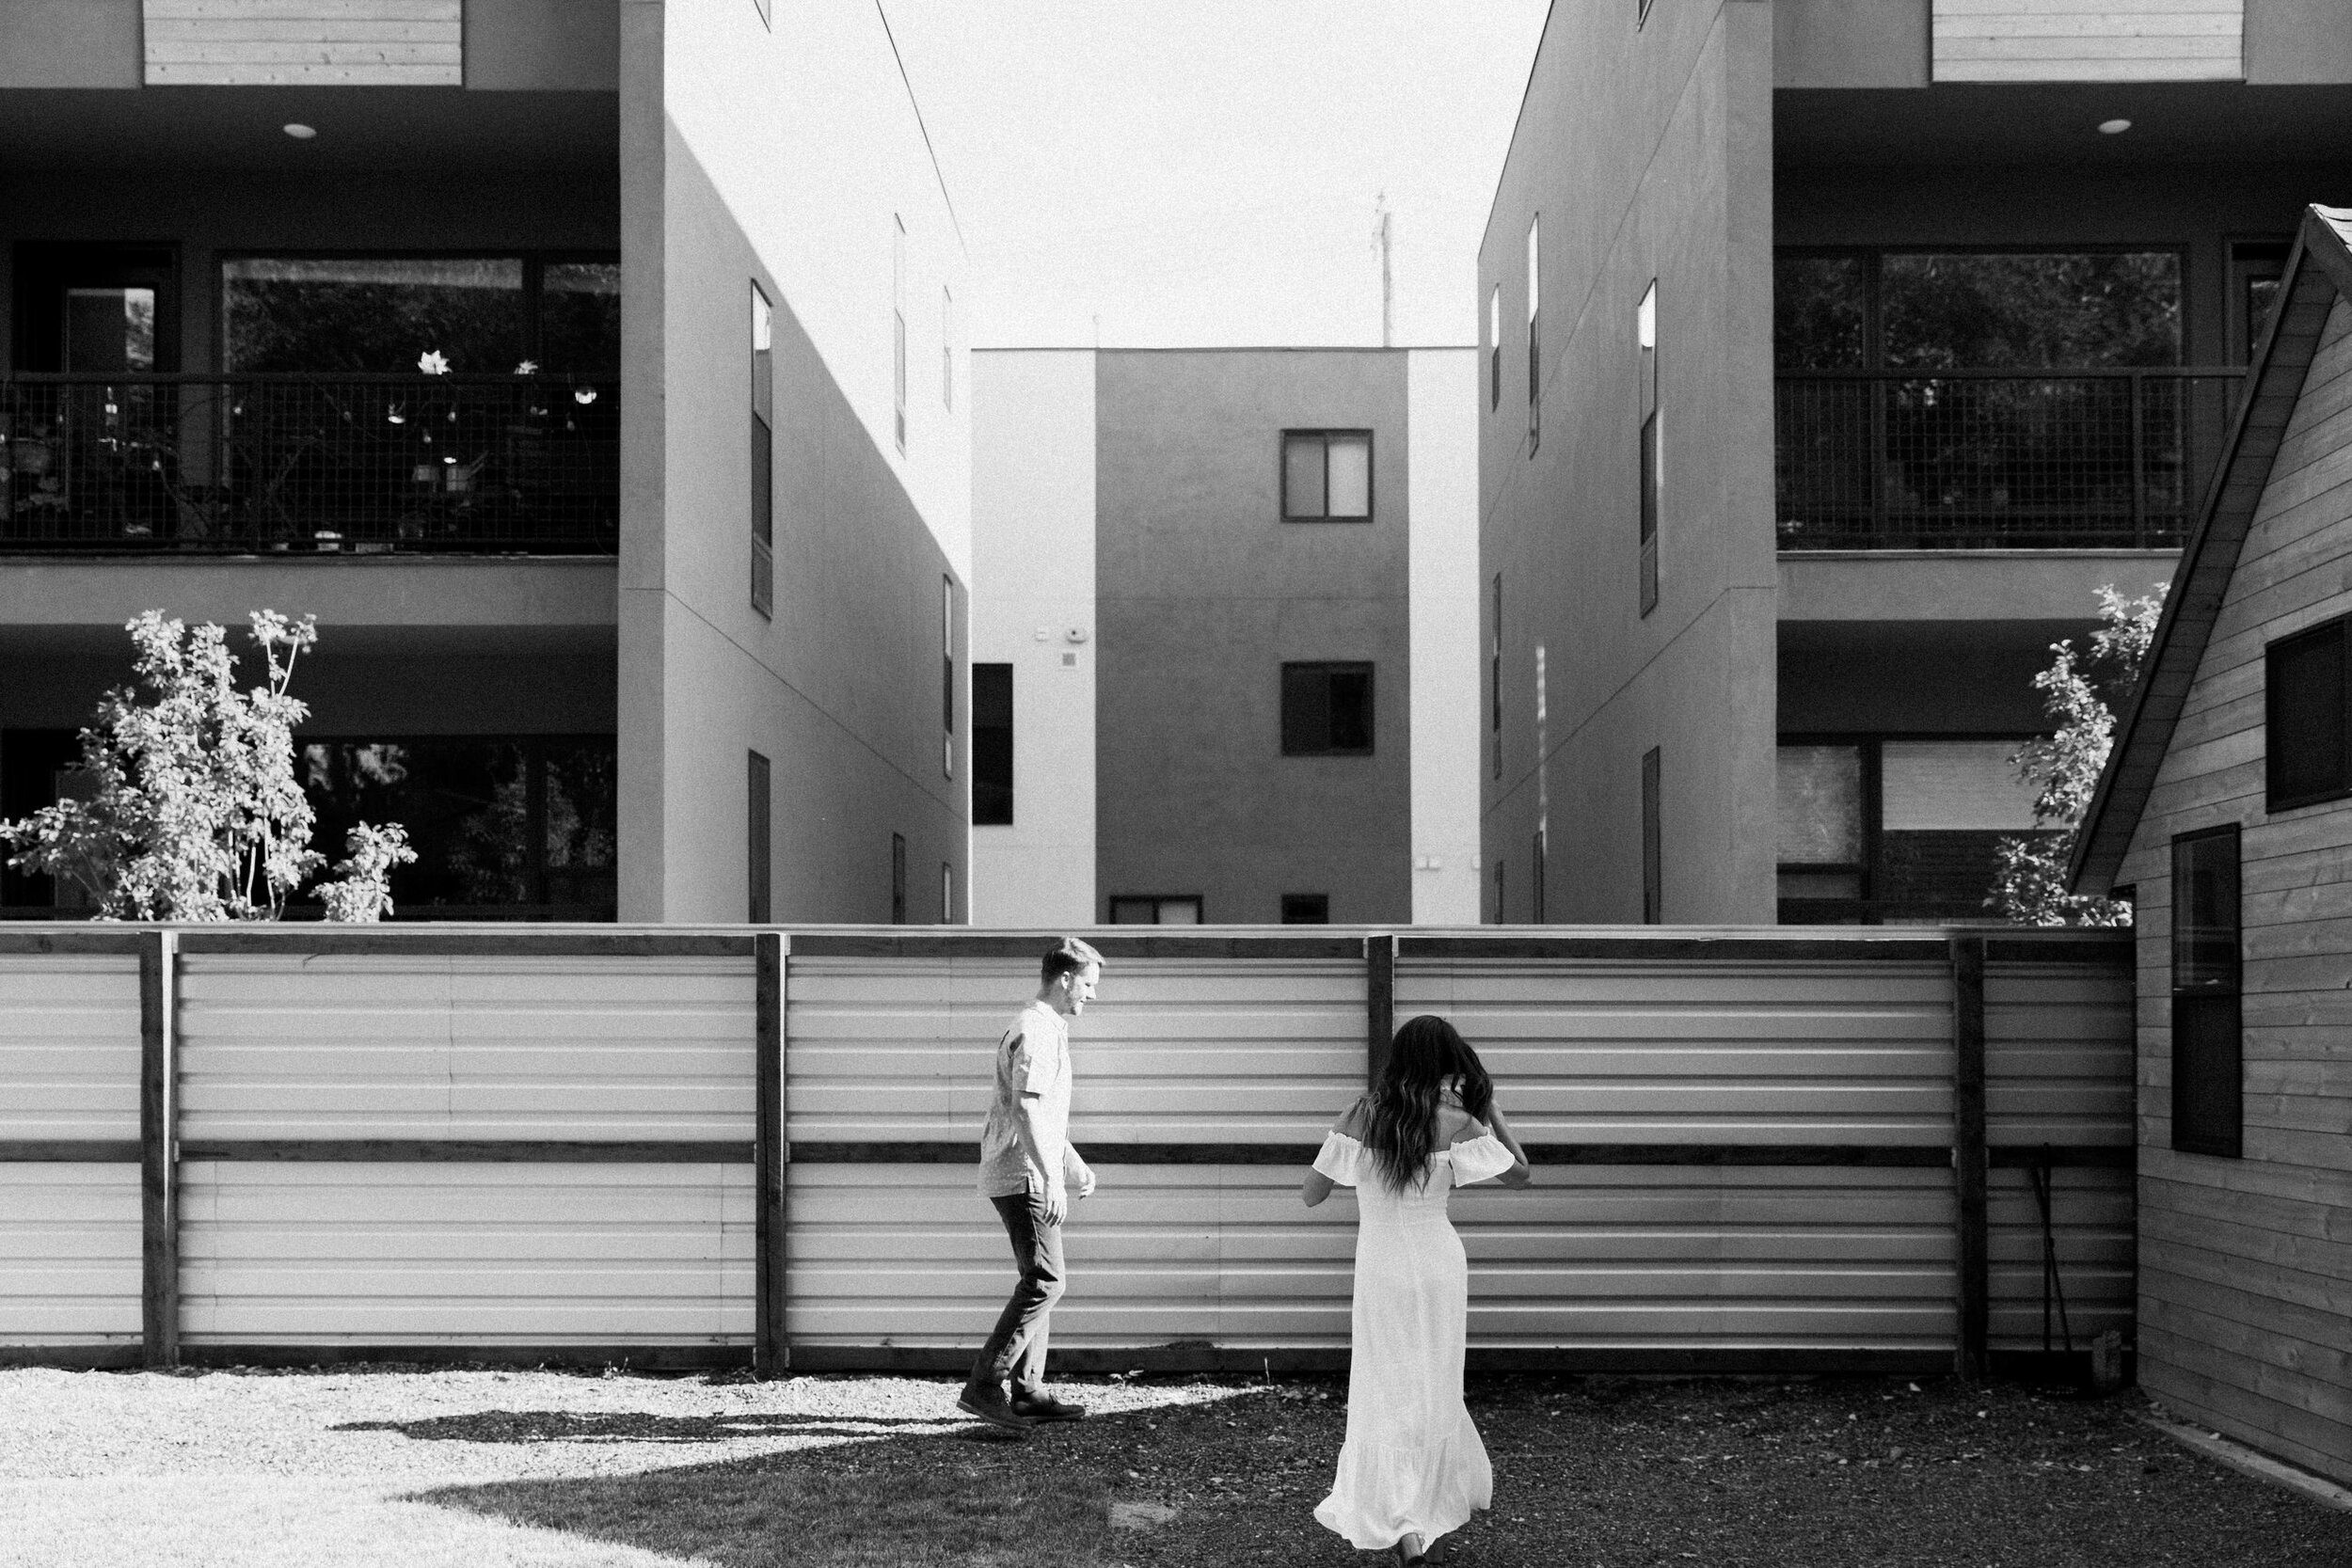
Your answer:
[1311,1127,1518,1551]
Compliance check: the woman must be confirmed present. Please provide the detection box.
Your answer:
[1302,1014,1533,1564]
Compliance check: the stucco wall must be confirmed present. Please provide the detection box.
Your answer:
[1479,0,1778,924]
[1094,350,1413,926]
[969,350,1097,928]
[1406,348,1482,925]
[1773,0,1928,89]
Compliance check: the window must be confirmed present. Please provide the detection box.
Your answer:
[892,216,907,451]
[891,832,908,924]
[1493,858,1506,925]
[1109,895,1201,925]
[1280,894,1329,925]
[221,255,620,373]
[1775,737,2046,922]
[1487,285,1502,410]
[941,861,955,925]
[2171,827,2241,1158]
[1526,216,1541,448]
[1531,828,1547,924]
[1639,0,1658,23]
[942,287,955,410]
[942,577,956,779]
[1281,662,1375,755]
[2229,241,2292,364]
[1642,747,1661,924]
[1638,281,1660,616]
[1489,576,1503,781]
[751,0,770,24]
[747,750,771,923]
[973,662,1013,825]
[1281,431,1373,520]
[751,281,774,618]
[2266,613,2352,811]
[295,736,618,917]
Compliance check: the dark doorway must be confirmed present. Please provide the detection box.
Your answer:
[13,244,180,373]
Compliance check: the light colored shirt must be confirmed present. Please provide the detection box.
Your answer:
[977,999,1078,1197]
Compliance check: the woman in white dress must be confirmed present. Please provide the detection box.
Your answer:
[1302,1014,1533,1564]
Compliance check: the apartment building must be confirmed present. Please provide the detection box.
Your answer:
[968,347,1480,927]
[0,0,970,924]
[1479,0,2352,924]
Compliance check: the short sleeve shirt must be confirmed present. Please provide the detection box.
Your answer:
[977,1000,1073,1196]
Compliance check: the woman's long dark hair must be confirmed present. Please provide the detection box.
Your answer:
[1362,1014,1494,1193]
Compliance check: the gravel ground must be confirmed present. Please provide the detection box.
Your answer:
[0,1366,2344,1567]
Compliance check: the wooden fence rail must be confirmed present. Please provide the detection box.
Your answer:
[0,926,2134,1377]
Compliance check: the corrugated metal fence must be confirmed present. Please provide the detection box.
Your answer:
[0,927,2132,1376]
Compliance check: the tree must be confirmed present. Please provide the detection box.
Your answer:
[0,610,412,922]
[1988,584,2167,926]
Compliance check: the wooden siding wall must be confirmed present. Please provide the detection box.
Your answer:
[2117,295,2352,1486]
[1931,1,2245,83]
[0,927,2134,1375]
[143,0,463,87]
[0,951,142,1356]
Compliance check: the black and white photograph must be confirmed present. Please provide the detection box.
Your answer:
[0,2,2348,1563]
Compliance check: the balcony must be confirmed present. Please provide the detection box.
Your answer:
[0,374,618,555]
[1775,368,2245,550]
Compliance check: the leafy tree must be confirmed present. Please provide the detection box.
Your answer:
[0,610,410,922]
[1988,585,2167,926]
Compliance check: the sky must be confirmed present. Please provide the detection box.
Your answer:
[883,1,1553,350]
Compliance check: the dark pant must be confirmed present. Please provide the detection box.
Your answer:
[969,1190,1065,1394]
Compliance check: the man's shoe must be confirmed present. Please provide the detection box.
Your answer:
[956,1383,1037,1434]
[1009,1389,1087,1422]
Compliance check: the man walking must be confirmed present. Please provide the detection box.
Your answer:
[960,937,1103,1433]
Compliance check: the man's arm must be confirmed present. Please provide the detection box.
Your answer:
[1013,1092,1069,1226]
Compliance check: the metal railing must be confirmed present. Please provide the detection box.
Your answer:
[0,374,618,554]
[1775,368,2247,550]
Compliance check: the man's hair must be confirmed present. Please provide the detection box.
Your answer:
[1041,937,1102,985]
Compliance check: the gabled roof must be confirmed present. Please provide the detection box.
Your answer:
[2072,205,2352,894]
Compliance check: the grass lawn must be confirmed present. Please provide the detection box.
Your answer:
[421,1374,2351,1567]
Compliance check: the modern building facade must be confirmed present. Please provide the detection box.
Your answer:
[1479,0,2352,925]
[0,0,970,924]
[2074,203,2352,1491]
[969,347,1480,927]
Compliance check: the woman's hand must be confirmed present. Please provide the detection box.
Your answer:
[1486,1101,1534,1188]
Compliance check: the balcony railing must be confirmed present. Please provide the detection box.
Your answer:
[0,374,618,554]
[1775,368,2247,550]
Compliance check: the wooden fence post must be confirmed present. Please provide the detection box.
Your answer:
[1365,932,1396,1087]
[755,931,787,1377]
[139,928,178,1370]
[1950,934,1988,1381]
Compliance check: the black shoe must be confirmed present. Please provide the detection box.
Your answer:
[1009,1389,1088,1422]
[957,1383,1037,1433]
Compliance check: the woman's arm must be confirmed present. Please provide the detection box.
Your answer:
[1485,1101,1534,1188]
[1301,1097,1369,1207]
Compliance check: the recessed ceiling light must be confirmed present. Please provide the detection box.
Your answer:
[2098,119,2132,135]
[283,122,317,140]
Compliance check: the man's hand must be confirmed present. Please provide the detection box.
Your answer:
[1037,1185,1069,1227]
[1074,1165,1097,1200]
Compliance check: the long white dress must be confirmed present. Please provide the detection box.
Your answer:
[1311,1127,1518,1551]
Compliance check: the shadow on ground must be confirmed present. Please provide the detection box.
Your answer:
[338,1411,963,1445]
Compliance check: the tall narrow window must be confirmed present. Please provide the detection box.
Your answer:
[1494,859,1506,925]
[1638,281,1660,616]
[2170,826,2241,1158]
[973,662,1013,825]
[1489,575,1503,781]
[892,216,907,451]
[942,577,956,779]
[2266,613,2352,811]
[747,750,771,923]
[1641,746,1662,924]
[891,832,908,924]
[750,282,774,617]
[942,287,955,410]
[1526,216,1541,450]
[1531,828,1547,924]
[1281,431,1373,520]
[1487,285,1502,410]
[941,862,955,925]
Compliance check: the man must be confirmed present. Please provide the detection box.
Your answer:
[959,936,1103,1433]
